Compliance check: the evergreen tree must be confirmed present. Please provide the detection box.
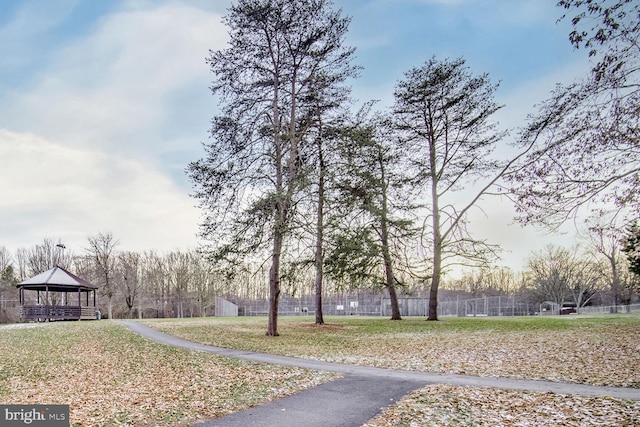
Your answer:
[622,222,640,277]
[326,112,415,320]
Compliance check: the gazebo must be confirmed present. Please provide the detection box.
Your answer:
[16,265,99,322]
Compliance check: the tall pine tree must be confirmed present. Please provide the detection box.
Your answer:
[188,0,358,335]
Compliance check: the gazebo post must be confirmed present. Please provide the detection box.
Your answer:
[78,288,82,320]
[45,284,49,322]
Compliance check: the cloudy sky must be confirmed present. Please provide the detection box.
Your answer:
[0,0,591,271]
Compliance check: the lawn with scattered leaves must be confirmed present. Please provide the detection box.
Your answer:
[148,314,640,427]
[2,315,639,426]
[0,321,337,427]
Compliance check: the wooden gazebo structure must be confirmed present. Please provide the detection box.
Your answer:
[17,266,99,321]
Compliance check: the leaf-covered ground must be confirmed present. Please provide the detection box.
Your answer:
[362,385,640,427]
[0,321,337,426]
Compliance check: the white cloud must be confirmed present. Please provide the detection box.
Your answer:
[0,129,200,253]
[1,1,227,156]
[0,1,230,254]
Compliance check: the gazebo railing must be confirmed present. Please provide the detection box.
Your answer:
[20,305,97,321]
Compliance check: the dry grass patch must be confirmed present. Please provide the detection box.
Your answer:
[294,322,351,331]
[0,321,337,427]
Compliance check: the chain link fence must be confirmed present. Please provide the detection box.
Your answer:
[232,294,543,317]
[437,296,538,317]
[233,295,640,317]
[237,294,383,317]
[576,303,640,315]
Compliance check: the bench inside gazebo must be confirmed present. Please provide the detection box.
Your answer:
[17,265,99,322]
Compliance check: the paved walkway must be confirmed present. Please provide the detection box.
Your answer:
[119,321,640,426]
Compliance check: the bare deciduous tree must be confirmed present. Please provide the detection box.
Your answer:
[116,251,141,318]
[509,0,640,227]
[527,244,603,309]
[584,217,626,306]
[20,238,73,276]
[87,232,119,319]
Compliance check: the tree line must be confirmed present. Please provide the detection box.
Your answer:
[0,223,639,323]
[0,235,223,321]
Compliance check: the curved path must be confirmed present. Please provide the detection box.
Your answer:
[119,321,640,426]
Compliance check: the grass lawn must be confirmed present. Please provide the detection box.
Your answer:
[1,314,639,426]
[147,314,640,387]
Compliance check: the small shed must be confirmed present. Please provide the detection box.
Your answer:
[16,266,98,322]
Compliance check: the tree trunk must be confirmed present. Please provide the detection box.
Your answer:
[314,194,325,325]
[610,255,620,307]
[427,278,439,320]
[385,259,401,320]
[266,73,284,337]
[379,153,401,320]
[427,133,441,321]
[428,245,441,321]
[382,227,402,320]
[314,263,324,324]
[267,231,283,336]
[314,134,325,325]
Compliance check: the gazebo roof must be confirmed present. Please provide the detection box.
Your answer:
[17,265,98,292]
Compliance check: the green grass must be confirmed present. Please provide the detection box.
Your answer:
[145,313,640,351]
